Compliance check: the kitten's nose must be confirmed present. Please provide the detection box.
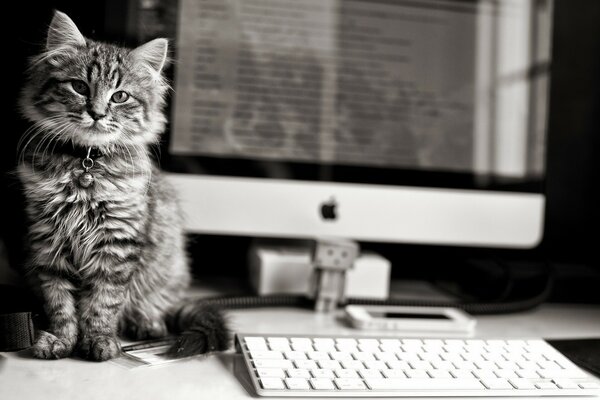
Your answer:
[88,110,106,121]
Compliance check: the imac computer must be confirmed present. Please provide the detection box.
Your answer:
[134,0,552,249]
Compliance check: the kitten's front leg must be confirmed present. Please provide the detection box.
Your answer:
[33,271,79,359]
[77,259,133,361]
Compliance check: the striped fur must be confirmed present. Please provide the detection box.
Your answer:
[18,11,228,361]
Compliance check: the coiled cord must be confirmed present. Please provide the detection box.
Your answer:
[197,264,554,315]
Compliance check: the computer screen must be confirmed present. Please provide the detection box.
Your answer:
[134,0,552,248]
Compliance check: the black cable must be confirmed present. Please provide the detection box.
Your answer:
[197,263,555,315]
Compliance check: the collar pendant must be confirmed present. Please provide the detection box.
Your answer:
[78,147,95,188]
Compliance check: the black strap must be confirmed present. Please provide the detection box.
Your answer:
[0,312,34,351]
[0,284,40,351]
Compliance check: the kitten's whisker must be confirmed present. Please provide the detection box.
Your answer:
[31,125,64,171]
[35,123,66,165]
[46,122,75,161]
[21,126,55,171]
[17,116,63,164]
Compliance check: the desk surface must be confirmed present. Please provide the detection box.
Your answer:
[1,303,600,400]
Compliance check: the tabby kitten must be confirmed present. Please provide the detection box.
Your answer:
[18,11,229,361]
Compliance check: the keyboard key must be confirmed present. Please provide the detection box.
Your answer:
[364,360,387,370]
[516,369,541,379]
[336,338,357,345]
[256,368,286,378]
[380,339,401,350]
[423,339,445,347]
[253,359,293,369]
[538,360,562,370]
[311,369,334,379]
[428,369,452,378]
[286,368,311,378]
[431,360,454,370]
[474,360,496,370]
[382,369,407,378]
[445,339,466,346]
[268,338,291,352]
[396,352,420,362]
[405,369,430,379]
[495,360,518,370]
[309,378,335,390]
[318,360,341,370]
[453,360,476,370]
[450,369,475,379]
[442,353,466,363]
[358,343,379,352]
[290,338,313,350]
[245,337,268,351]
[402,339,424,346]
[409,360,431,370]
[523,353,547,362]
[294,360,318,370]
[463,353,486,363]
[341,360,364,370]
[373,351,397,362]
[472,370,497,380]
[269,343,291,352]
[336,338,357,349]
[251,350,284,360]
[510,378,537,389]
[284,351,307,360]
[313,341,335,352]
[267,337,289,346]
[517,360,539,370]
[353,352,375,362]
[335,378,367,390]
[495,369,519,379]
[284,377,309,390]
[313,338,335,348]
[358,338,380,347]
[420,352,442,362]
[481,378,514,390]
[307,351,331,361]
[260,377,285,390]
[335,369,359,378]
[245,336,266,345]
[483,352,506,362]
[358,369,383,379]
[330,351,353,361]
[536,381,558,389]
[387,360,410,370]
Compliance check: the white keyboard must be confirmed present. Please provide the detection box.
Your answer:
[235,334,600,397]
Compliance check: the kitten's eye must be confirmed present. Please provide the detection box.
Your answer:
[111,91,129,103]
[71,80,89,96]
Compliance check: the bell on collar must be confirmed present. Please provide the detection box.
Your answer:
[79,172,94,188]
[78,147,95,188]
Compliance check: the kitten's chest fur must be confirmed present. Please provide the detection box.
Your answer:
[19,153,152,273]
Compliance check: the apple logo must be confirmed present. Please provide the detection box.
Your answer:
[320,198,337,221]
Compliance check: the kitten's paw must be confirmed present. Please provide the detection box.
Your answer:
[123,319,168,340]
[32,331,75,359]
[78,335,121,361]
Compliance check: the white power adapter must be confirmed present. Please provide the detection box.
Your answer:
[248,242,391,300]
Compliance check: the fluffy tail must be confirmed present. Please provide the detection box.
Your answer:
[166,301,231,358]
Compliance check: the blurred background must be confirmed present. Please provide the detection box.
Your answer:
[2,0,599,304]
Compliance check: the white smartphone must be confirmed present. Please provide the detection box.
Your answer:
[344,305,476,334]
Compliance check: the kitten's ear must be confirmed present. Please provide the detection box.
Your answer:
[46,10,86,51]
[131,38,169,75]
